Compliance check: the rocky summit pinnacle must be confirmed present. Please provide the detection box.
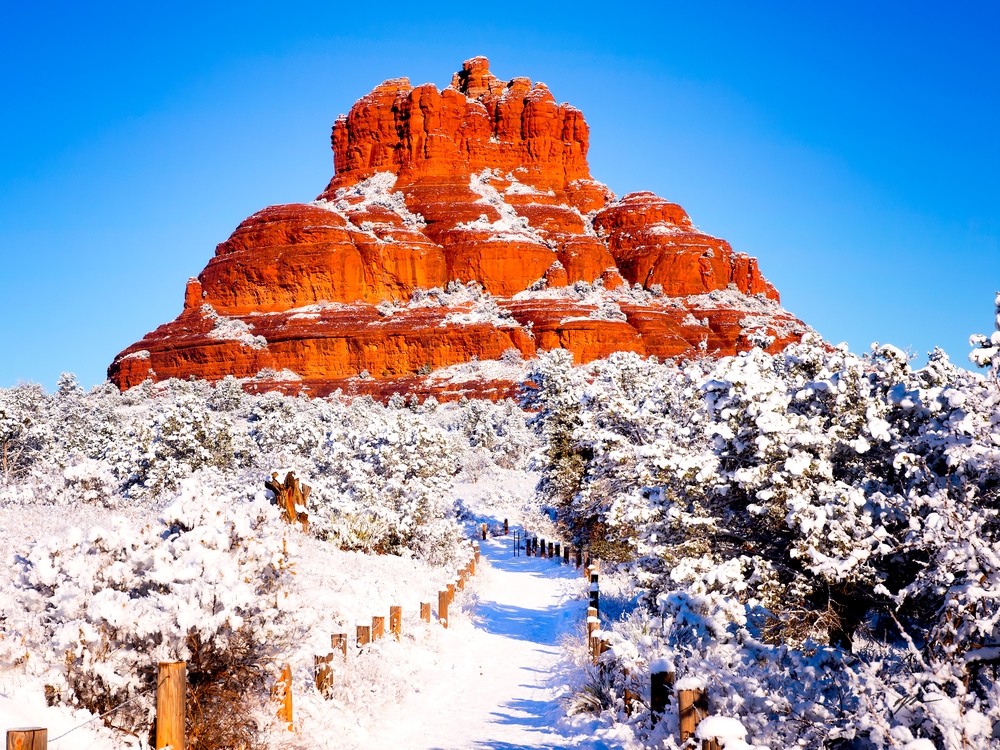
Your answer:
[109,57,806,400]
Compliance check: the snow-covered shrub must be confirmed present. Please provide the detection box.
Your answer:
[11,475,293,743]
[455,398,534,470]
[110,391,255,497]
[0,381,50,484]
[298,397,462,562]
[531,296,1000,747]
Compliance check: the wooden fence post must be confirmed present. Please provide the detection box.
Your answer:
[469,558,476,575]
[649,661,674,726]
[420,602,431,622]
[314,653,334,696]
[474,544,480,563]
[554,542,561,561]
[332,633,347,660]
[575,547,582,568]
[589,572,600,616]
[6,729,47,750]
[372,616,385,641]
[390,606,402,639]
[587,607,599,653]
[504,518,509,535]
[481,523,487,540]
[457,570,466,591]
[564,545,570,564]
[276,663,293,731]
[597,636,611,670]
[438,590,449,628]
[678,686,708,746]
[357,624,371,648]
[548,541,554,558]
[156,661,186,749]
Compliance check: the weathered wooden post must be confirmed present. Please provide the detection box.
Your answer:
[481,523,487,540]
[554,542,561,561]
[548,541,554,558]
[590,631,602,665]
[276,663,293,731]
[6,729,47,750]
[332,633,347,660]
[390,606,402,639]
[504,518,509,535]
[649,659,675,726]
[438,590,449,628]
[586,606,599,652]
[474,543,480,563]
[564,545,570,564]
[264,471,311,531]
[678,682,708,746]
[156,660,186,749]
[469,557,476,575]
[597,636,611,670]
[575,547,582,568]
[457,569,466,591]
[447,582,456,604]
[314,652,334,696]
[589,572,600,616]
[371,616,385,641]
[420,602,431,622]
[357,624,371,648]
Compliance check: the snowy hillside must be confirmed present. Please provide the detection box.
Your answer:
[2,295,1000,749]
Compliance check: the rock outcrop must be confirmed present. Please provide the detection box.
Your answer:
[109,57,807,399]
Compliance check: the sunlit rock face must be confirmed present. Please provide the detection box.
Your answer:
[109,57,805,400]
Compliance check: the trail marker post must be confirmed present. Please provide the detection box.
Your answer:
[314,653,334,696]
[275,664,293,731]
[390,606,402,639]
[587,606,599,652]
[156,660,186,749]
[6,728,47,750]
[332,633,347,660]
[357,624,371,648]
[678,687,708,746]
[649,663,674,726]
[438,590,449,628]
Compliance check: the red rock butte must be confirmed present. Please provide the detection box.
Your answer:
[109,57,807,400]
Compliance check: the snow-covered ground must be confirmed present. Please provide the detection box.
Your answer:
[1,521,629,750]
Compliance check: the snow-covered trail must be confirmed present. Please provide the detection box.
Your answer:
[367,534,608,750]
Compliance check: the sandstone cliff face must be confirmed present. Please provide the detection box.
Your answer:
[109,57,807,399]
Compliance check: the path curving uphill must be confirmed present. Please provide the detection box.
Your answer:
[367,535,616,749]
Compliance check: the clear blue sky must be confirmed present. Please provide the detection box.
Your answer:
[2,2,997,390]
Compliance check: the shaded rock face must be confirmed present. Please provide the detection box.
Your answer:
[109,57,806,400]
